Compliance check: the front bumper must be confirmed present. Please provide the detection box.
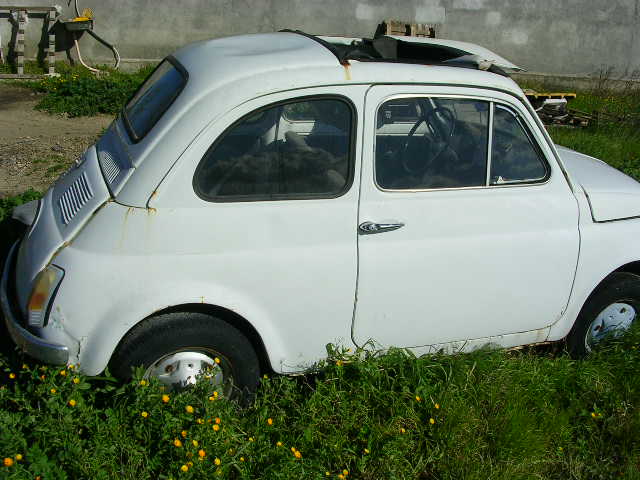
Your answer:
[1,241,69,365]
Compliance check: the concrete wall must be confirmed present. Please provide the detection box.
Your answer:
[1,0,639,76]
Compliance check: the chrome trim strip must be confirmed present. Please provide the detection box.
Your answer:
[1,242,69,365]
[486,102,494,186]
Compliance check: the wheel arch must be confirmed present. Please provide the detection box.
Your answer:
[108,303,273,376]
[549,261,640,342]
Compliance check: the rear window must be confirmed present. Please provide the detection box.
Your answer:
[123,58,187,142]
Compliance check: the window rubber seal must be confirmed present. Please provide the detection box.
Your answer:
[121,55,189,144]
[192,94,358,203]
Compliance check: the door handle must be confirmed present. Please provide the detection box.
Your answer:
[358,221,405,235]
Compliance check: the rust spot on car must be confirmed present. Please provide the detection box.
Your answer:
[341,60,351,81]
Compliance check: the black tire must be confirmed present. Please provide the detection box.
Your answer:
[109,311,260,400]
[566,272,640,357]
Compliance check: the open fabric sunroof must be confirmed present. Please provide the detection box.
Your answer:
[282,30,520,77]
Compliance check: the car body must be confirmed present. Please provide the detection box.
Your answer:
[3,31,640,392]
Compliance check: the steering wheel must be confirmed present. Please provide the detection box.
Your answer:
[400,106,456,175]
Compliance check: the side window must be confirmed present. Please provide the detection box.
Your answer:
[375,98,490,190]
[194,98,353,201]
[490,106,547,185]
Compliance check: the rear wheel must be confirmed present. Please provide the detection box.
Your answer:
[110,311,260,399]
[567,272,640,357]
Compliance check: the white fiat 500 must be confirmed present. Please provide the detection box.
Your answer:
[3,31,640,396]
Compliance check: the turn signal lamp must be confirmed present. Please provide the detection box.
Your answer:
[27,266,64,327]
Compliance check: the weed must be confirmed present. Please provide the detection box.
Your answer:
[22,63,155,117]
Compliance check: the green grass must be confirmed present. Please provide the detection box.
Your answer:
[549,125,640,181]
[1,335,640,479]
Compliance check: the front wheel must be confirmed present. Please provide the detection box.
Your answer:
[566,272,640,357]
[109,311,260,400]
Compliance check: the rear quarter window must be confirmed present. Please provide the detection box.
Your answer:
[123,58,188,142]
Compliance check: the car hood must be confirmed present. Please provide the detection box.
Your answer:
[556,145,640,222]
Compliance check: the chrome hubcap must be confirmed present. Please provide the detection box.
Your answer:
[144,350,226,392]
[586,302,636,351]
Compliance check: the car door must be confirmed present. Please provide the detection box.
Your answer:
[147,87,365,372]
[352,85,580,349]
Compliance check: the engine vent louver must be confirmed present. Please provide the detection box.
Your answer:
[58,172,94,225]
[99,149,120,184]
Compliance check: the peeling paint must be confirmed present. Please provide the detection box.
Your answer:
[355,3,386,21]
[415,4,446,24]
[453,0,485,9]
[503,29,529,46]
[486,11,501,27]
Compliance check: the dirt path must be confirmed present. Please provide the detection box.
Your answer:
[0,82,112,198]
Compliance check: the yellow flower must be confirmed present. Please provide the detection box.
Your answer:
[267,418,273,426]
[185,405,194,414]
[197,418,204,424]
[214,357,221,364]
[326,472,331,477]
[343,469,349,476]
[162,394,170,403]
[290,447,296,453]
[364,448,370,454]
[429,418,435,425]
[8,373,16,379]
[215,417,221,424]
[591,412,596,418]
[139,380,147,386]
[240,456,245,462]
[415,395,421,402]
[276,441,283,447]
[174,439,183,448]
[249,437,254,442]
[3,458,13,467]
[180,464,188,472]
[198,449,206,458]
[213,424,220,432]
[22,364,28,370]
[336,360,343,367]
[141,411,148,418]
[40,375,45,381]
[214,458,221,466]
[435,403,440,409]
[338,475,344,480]
[294,450,302,459]
[399,427,406,434]
[73,377,80,384]
[68,364,75,369]
[50,388,56,394]
[15,454,23,461]
[180,430,187,438]
[228,448,235,454]
[187,461,193,467]
[263,374,269,379]
[186,452,193,459]
[68,399,77,407]
[59,370,67,376]
[208,395,216,401]
[192,440,198,447]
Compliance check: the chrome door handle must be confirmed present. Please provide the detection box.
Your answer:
[358,221,405,235]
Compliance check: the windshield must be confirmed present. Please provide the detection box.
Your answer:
[123,58,187,142]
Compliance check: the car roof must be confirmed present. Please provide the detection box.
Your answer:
[171,31,525,101]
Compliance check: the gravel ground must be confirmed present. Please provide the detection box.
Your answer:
[0,82,112,198]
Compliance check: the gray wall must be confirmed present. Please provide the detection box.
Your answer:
[1,0,639,76]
